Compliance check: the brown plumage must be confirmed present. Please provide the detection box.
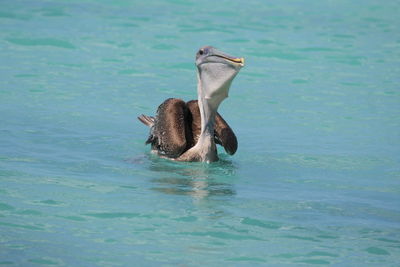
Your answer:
[138,98,237,159]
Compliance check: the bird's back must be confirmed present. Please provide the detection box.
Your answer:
[138,98,237,160]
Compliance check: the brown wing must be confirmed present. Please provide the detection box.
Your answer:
[186,100,238,155]
[151,98,192,158]
[214,112,238,155]
[186,100,201,146]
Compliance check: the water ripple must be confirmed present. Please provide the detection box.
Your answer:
[84,212,140,219]
[178,231,263,241]
[6,38,76,49]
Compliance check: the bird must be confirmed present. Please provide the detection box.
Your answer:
[138,46,244,163]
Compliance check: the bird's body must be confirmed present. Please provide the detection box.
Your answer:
[138,98,237,162]
[138,46,244,162]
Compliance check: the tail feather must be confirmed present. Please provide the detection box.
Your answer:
[138,114,155,127]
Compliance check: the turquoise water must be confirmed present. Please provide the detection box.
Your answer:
[1,0,400,265]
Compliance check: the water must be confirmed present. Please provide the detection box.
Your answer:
[1,0,399,265]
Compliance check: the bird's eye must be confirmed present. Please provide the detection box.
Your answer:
[199,49,204,55]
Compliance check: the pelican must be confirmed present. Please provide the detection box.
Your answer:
[138,46,244,162]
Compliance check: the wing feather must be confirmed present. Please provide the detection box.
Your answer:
[151,98,191,158]
[186,100,237,155]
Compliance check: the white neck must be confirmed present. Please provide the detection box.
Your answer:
[194,78,219,162]
[178,72,232,162]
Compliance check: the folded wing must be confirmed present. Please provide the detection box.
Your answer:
[186,100,237,155]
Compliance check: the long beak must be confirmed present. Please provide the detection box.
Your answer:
[213,49,245,66]
[217,55,245,66]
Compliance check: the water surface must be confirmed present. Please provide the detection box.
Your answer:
[1,0,400,265]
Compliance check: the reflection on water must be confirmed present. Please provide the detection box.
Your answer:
[147,154,237,199]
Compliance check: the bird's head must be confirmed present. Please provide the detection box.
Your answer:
[195,46,244,109]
